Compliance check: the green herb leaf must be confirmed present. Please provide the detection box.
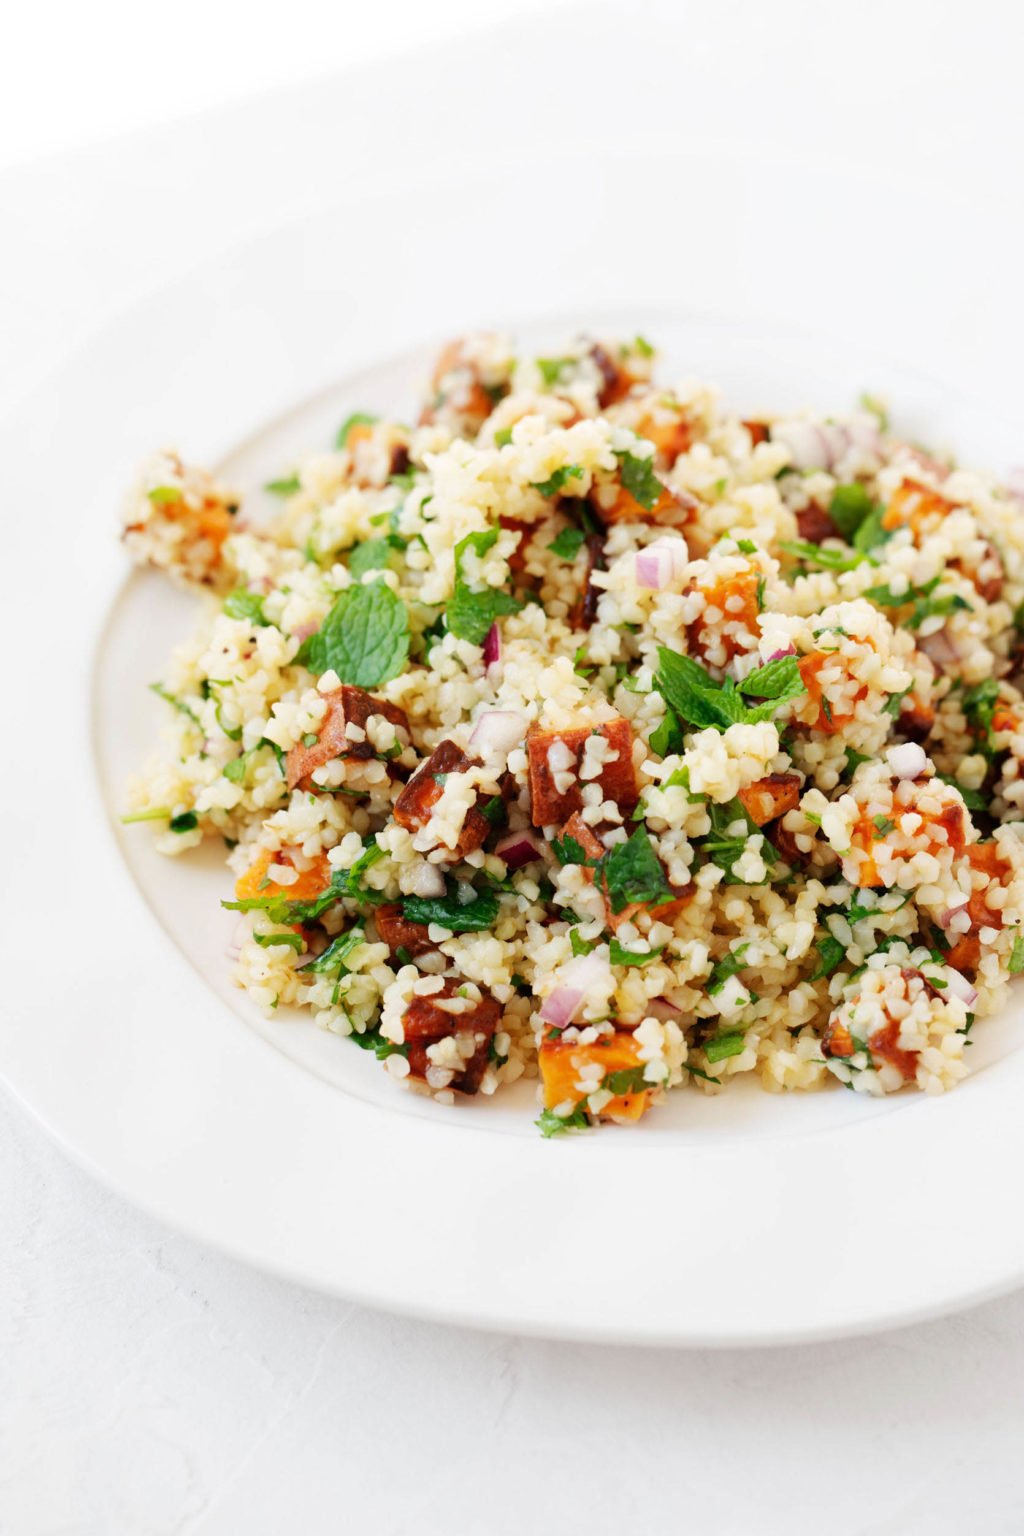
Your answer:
[223,588,268,625]
[604,1065,649,1094]
[596,828,674,915]
[350,1022,407,1061]
[551,833,593,867]
[348,539,394,577]
[609,938,665,967]
[812,934,846,979]
[149,682,200,725]
[147,485,181,504]
[547,526,587,560]
[336,411,378,448]
[265,474,301,496]
[298,579,409,686]
[852,502,892,555]
[827,483,875,539]
[738,654,806,704]
[447,529,525,645]
[569,928,597,957]
[649,705,684,758]
[494,427,514,448]
[616,450,667,512]
[704,1031,747,1063]
[780,539,871,573]
[309,927,366,974]
[533,465,584,498]
[706,943,750,995]
[1009,935,1024,975]
[253,930,304,952]
[536,356,573,387]
[169,811,198,833]
[402,886,499,932]
[536,1105,591,1137]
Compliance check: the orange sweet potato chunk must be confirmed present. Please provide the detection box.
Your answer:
[234,848,332,903]
[402,978,501,1094]
[527,718,637,827]
[286,685,409,790]
[393,739,491,860]
[539,1032,651,1123]
[374,903,436,958]
[737,773,802,828]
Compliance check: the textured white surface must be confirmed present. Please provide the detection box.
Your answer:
[4,4,1024,1528]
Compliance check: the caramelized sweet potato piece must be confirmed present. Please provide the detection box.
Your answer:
[795,502,836,543]
[539,1032,651,1123]
[737,773,802,828]
[633,407,693,465]
[797,652,865,734]
[868,1018,918,1081]
[686,571,762,663]
[420,340,496,431]
[234,848,332,903]
[743,420,770,447]
[286,686,409,790]
[596,480,688,526]
[527,718,638,827]
[898,693,935,742]
[882,478,955,534]
[402,978,501,1094]
[945,843,1010,972]
[374,903,436,958]
[393,739,491,860]
[589,343,638,408]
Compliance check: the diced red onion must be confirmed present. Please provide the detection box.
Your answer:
[1008,466,1024,504]
[766,645,797,663]
[944,968,978,1007]
[540,948,611,1028]
[886,742,928,780]
[936,898,969,930]
[646,997,682,1023]
[292,621,318,642]
[483,622,501,669]
[468,709,527,758]
[919,630,960,671]
[820,423,849,466]
[771,420,830,472]
[635,537,687,591]
[495,830,543,868]
[846,417,883,457]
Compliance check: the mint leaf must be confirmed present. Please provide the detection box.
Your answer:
[309,927,366,974]
[533,465,584,497]
[1009,935,1024,975]
[828,483,874,538]
[852,502,891,554]
[780,539,871,573]
[298,579,409,686]
[336,411,378,448]
[604,1065,648,1094]
[448,529,524,645]
[654,649,746,731]
[547,526,587,560]
[617,450,666,512]
[223,589,268,625]
[738,654,806,702]
[350,1022,408,1061]
[649,705,684,758]
[551,833,592,866]
[812,934,846,979]
[253,931,304,952]
[597,828,674,915]
[348,538,394,577]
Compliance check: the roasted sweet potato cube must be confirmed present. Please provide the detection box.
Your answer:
[527,717,637,827]
[882,477,954,534]
[946,843,1010,972]
[795,503,836,543]
[393,738,491,860]
[897,693,936,742]
[374,903,436,958]
[286,685,409,790]
[539,1032,652,1123]
[402,978,502,1094]
[737,773,802,828]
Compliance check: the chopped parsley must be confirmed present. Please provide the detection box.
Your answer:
[532,464,584,497]
[609,938,665,967]
[169,811,198,833]
[223,589,269,626]
[1009,935,1024,975]
[864,576,972,629]
[569,928,597,957]
[780,539,872,573]
[812,934,847,979]
[536,1105,591,1137]
[402,885,499,932]
[309,927,366,974]
[350,1023,407,1061]
[551,833,593,867]
[265,473,301,496]
[335,411,378,448]
[604,1065,649,1094]
[827,482,875,539]
[704,1031,747,1063]
[706,944,750,995]
[253,931,304,953]
[547,526,588,560]
[596,828,674,915]
[616,449,666,511]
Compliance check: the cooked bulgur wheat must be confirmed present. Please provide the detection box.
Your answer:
[121,332,1024,1133]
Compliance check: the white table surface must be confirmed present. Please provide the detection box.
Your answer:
[4,5,1024,1530]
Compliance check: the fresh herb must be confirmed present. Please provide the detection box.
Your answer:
[883,687,911,719]
[223,589,268,625]
[551,833,592,867]
[447,528,525,645]
[494,427,514,448]
[569,929,597,957]
[609,938,665,967]
[604,1065,649,1094]
[617,449,666,511]
[536,356,573,387]
[149,682,200,724]
[701,800,774,885]
[120,806,171,824]
[533,464,584,497]
[596,828,674,915]
[655,647,802,733]
[348,538,396,577]
[265,473,301,496]
[309,927,366,974]
[147,485,180,504]
[649,704,684,757]
[864,575,971,629]
[851,501,892,555]
[937,775,988,813]
[335,411,378,448]
[1009,935,1024,975]
[547,526,587,560]
[827,482,875,539]
[350,1022,407,1061]
[844,748,871,775]
[736,538,758,555]
[169,811,198,833]
[402,885,499,932]
[331,841,388,905]
[859,391,890,432]
[297,579,409,686]
[536,1105,591,1137]
[812,934,846,979]
[706,943,749,995]
[780,539,871,573]
[872,815,895,835]
[633,334,655,359]
[962,678,999,742]
[253,931,304,953]
[704,1031,747,1063]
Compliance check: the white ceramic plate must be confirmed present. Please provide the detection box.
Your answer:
[4,156,1024,1344]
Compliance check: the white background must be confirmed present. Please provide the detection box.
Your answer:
[4,2,1024,1531]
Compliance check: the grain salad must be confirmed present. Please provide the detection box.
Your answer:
[121,332,1024,1133]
